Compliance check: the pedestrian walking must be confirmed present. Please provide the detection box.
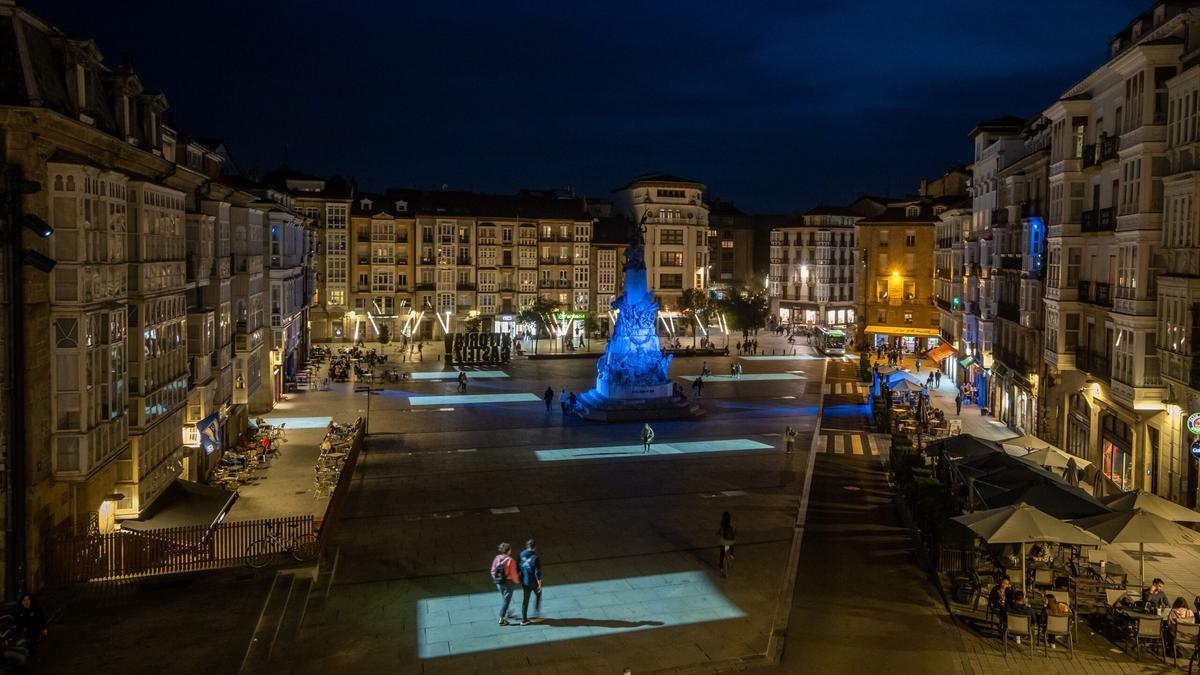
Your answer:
[735,362,743,379]
[729,362,737,376]
[417,343,424,361]
[692,376,704,398]
[935,370,942,387]
[955,393,962,416]
[543,386,554,412]
[718,512,736,577]
[702,360,710,377]
[490,542,520,625]
[518,539,543,625]
[641,423,655,453]
[457,371,468,392]
[915,357,921,372]
[785,425,797,453]
[560,388,569,414]
[567,391,577,412]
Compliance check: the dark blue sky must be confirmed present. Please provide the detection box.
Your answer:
[28,0,1147,211]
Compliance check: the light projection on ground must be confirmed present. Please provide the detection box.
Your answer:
[737,355,821,361]
[535,438,773,461]
[407,370,509,380]
[678,373,804,382]
[407,393,542,406]
[258,416,333,429]
[416,571,745,658]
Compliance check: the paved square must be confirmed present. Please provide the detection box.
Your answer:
[267,349,821,673]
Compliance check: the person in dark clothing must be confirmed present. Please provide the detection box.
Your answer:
[518,539,543,625]
[543,387,554,412]
[955,393,962,415]
[718,512,736,577]
[13,593,46,652]
[988,576,1014,629]
[567,391,577,412]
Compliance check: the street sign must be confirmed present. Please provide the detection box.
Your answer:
[1191,439,1200,460]
[1188,412,1200,435]
[554,311,587,320]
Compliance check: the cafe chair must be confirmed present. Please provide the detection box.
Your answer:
[1041,614,1073,658]
[1172,622,1200,668]
[1003,614,1035,657]
[1130,616,1165,662]
[1032,567,1054,591]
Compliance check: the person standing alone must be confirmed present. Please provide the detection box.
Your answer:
[718,512,736,577]
[641,423,655,454]
[490,542,520,625]
[518,539,543,625]
[543,386,554,413]
[785,425,797,453]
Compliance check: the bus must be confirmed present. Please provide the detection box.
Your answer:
[814,326,847,356]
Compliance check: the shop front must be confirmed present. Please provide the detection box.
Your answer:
[1101,412,1134,491]
[864,325,941,354]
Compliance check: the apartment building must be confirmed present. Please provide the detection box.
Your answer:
[962,117,1027,411]
[989,118,1052,437]
[286,173,353,342]
[611,174,709,309]
[705,200,759,291]
[1034,1,1195,501]
[768,198,885,328]
[591,216,630,337]
[294,187,596,340]
[856,201,945,351]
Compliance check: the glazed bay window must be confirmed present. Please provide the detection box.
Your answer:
[659,274,683,289]
[659,251,683,267]
[660,229,683,245]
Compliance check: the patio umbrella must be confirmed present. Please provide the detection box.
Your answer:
[953,503,1102,591]
[1100,490,1200,523]
[1074,508,1200,590]
[986,482,1110,520]
[889,379,926,394]
[884,370,921,385]
[1015,445,1093,471]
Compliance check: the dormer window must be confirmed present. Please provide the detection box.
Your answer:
[933,205,947,215]
[1154,6,1165,24]
[361,198,373,210]
[1132,21,1142,40]
[905,205,920,217]
[395,200,408,212]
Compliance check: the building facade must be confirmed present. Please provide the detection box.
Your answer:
[856,202,943,352]
[611,174,709,310]
[706,200,759,292]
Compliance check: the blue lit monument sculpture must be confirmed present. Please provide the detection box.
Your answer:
[578,215,703,420]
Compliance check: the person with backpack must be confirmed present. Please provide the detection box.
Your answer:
[785,425,798,453]
[490,542,520,625]
[641,423,655,454]
[457,371,468,393]
[718,512,736,577]
[518,539,543,625]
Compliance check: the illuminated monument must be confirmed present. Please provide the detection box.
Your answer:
[578,215,703,421]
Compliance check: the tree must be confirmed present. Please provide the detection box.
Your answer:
[677,288,710,347]
[717,287,770,336]
[378,323,391,345]
[515,295,560,354]
[463,316,483,333]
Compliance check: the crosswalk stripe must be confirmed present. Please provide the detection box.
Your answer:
[816,435,827,453]
[818,432,882,456]
[867,434,878,456]
[850,435,864,455]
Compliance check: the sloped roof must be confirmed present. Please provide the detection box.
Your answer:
[618,172,705,190]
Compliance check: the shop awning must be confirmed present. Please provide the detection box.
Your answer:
[926,343,956,362]
[958,356,977,369]
[119,480,238,532]
[864,325,941,338]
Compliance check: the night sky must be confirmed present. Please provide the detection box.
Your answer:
[26,0,1147,211]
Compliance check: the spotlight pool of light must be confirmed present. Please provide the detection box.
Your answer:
[679,373,804,381]
[535,438,773,462]
[738,355,820,361]
[416,571,744,658]
[258,416,333,429]
[408,370,509,380]
[408,393,542,406]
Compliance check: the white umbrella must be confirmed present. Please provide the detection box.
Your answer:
[1101,490,1200,523]
[1074,508,1200,590]
[1015,446,1093,471]
[890,379,926,394]
[953,503,1102,591]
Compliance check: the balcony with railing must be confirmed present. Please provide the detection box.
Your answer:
[1077,280,1112,307]
[1074,346,1110,381]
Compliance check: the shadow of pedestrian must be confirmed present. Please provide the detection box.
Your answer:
[535,618,665,629]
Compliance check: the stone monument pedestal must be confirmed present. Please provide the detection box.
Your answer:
[577,389,703,422]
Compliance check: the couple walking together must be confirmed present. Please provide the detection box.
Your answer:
[490,540,543,626]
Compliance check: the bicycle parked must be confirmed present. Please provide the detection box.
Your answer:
[243,522,318,569]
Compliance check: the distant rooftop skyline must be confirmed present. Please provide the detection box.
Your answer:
[24,0,1149,212]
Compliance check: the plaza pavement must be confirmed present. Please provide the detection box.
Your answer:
[258,338,823,673]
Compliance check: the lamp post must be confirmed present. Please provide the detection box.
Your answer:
[353,382,382,435]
